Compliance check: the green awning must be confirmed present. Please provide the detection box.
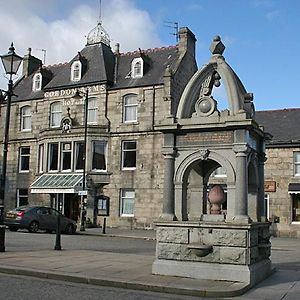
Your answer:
[30,174,83,194]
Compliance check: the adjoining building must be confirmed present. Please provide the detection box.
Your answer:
[256,109,300,238]
[0,23,197,228]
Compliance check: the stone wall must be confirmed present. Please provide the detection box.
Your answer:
[265,147,300,237]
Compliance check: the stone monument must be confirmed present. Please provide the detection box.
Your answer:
[152,36,273,287]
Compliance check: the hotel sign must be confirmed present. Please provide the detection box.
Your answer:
[44,84,105,106]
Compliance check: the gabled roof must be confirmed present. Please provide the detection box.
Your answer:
[12,44,180,102]
[44,43,115,90]
[113,46,179,89]
[256,108,300,146]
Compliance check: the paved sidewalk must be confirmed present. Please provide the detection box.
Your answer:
[0,229,300,298]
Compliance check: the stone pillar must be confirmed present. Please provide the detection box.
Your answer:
[232,145,250,223]
[257,153,267,222]
[160,152,176,221]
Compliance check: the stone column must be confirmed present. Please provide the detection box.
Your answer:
[160,151,176,221]
[257,153,267,222]
[233,145,250,223]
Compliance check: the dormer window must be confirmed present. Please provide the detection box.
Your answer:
[131,57,143,78]
[32,73,42,91]
[71,61,82,81]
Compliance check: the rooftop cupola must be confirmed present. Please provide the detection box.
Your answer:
[86,22,110,47]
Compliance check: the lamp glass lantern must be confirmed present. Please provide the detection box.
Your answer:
[1,43,23,76]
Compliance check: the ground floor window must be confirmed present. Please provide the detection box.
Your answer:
[292,194,300,222]
[17,189,28,207]
[120,189,135,216]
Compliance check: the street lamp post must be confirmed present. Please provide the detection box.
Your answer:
[0,43,22,252]
[0,43,23,224]
[72,88,89,231]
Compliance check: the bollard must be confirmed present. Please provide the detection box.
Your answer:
[54,214,62,250]
[102,217,106,234]
[0,225,5,252]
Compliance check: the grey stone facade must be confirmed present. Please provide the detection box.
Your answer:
[0,24,197,228]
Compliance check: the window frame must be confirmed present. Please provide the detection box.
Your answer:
[121,140,137,170]
[50,101,62,128]
[32,73,42,91]
[74,141,85,171]
[21,105,32,132]
[17,189,29,207]
[38,144,44,174]
[87,97,98,124]
[120,189,135,217]
[291,193,300,223]
[48,142,59,172]
[61,142,73,172]
[212,166,227,178]
[294,151,300,176]
[123,94,138,123]
[19,146,30,173]
[71,61,82,81]
[92,140,107,171]
[131,57,143,78]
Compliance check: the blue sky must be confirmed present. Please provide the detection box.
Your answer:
[0,0,299,111]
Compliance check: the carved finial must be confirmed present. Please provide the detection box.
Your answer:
[27,47,32,55]
[209,35,225,55]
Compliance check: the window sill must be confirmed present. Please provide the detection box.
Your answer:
[121,214,134,218]
[122,168,136,171]
[291,222,300,225]
[19,170,30,173]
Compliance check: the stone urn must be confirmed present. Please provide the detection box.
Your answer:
[208,185,225,214]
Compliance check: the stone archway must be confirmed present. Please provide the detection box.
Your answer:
[174,149,235,221]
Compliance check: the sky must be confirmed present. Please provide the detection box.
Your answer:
[0,0,299,111]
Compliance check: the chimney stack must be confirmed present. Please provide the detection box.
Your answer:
[22,48,42,77]
[178,27,196,58]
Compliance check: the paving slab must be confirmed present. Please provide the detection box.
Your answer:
[0,249,250,298]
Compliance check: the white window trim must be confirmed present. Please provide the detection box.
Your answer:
[38,144,44,174]
[120,189,135,217]
[131,57,143,78]
[294,151,300,176]
[74,141,85,172]
[32,73,42,91]
[87,98,98,124]
[91,140,107,172]
[71,61,82,81]
[50,101,62,128]
[48,142,60,172]
[123,94,138,123]
[21,105,32,132]
[17,189,28,207]
[19,146,30,173]
[61,142,73,172]
[121,140,137,170]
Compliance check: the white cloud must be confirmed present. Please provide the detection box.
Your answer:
[0,0,161,90]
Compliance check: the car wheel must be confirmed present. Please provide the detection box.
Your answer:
[28,221,39,233]
[65,224,75,235]
[8,226,18,232]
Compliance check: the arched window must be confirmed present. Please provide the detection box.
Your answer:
[33,73,42,91]
[123,94,137,123]
[71,61,82,81]
[50,102,62,128]
[87,98,98,124]
[131,58,143,78]
[21,106,32,131]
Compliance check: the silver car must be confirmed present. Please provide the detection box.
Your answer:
[4,206,77,234]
